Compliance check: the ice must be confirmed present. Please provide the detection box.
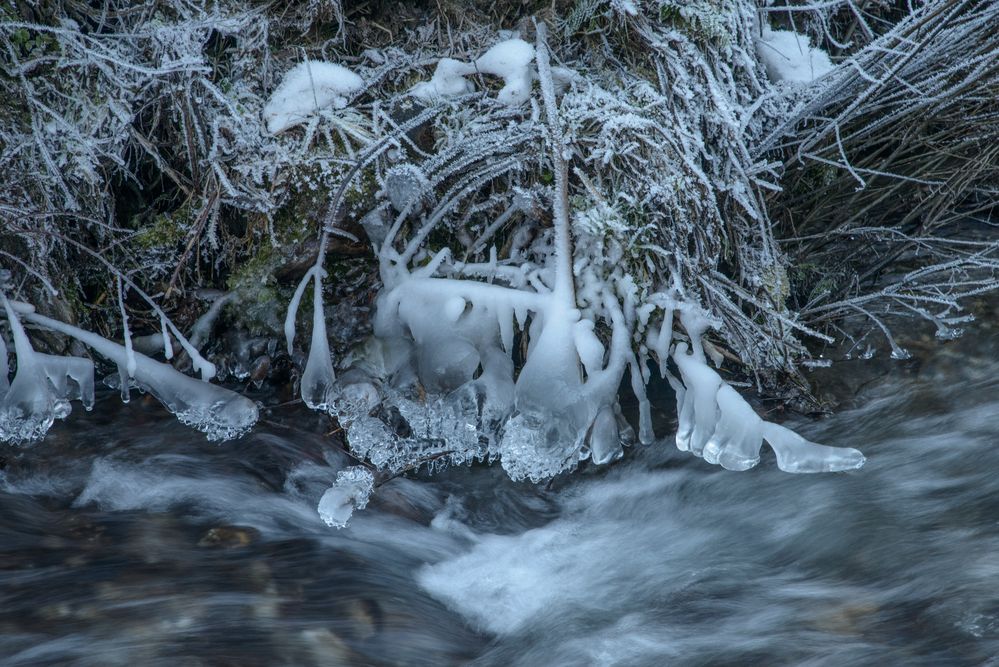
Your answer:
[263,61,364,134]
[704,384,763,471]
[498,411,580,483]
[672,342,864,473]
[299,270,336,411]
[317,466,375,528]
[0,297,60,443]
[474,38,535,106]
[762,422,866,473]
[756,27,835,83]
[38,354,95,413]
[672,343,722,456]
[587,404,623,465]
[0,297,93,443]
[18,306,258,442]
[408,39,537,106]
[384,164,429,214]
[0,331,8,393]
[410,58,475,102]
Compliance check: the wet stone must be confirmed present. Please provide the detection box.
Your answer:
[197,525,260,549]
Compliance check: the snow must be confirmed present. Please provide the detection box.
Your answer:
[263,61,364,134]
[410,58,475,102]
[409,39,537,107]
[475,38,535,106]
[757,27,835,83]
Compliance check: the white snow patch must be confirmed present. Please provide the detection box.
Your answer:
[410,58,475,102]
[475,38,535,106]
[756,27,834,83]
[264,61,364,134]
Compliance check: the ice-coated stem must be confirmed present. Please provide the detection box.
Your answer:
[535,22,574,309]
[15,304,257,441]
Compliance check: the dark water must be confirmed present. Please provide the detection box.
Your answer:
[3,327,999,665]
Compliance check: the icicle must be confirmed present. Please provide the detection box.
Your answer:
[0,296,56,443]
[0,331,9,394]
[671,342,864,473]
[587,404,623,465]
[300,269,337,411]
[651,308,673,378]
[116,276,135,401]
[38,353,95,413]
[762,422,865,473]
[187,292,232,350]
[285,267,317,355]
[160,315,174,360]
[673,343,722,455]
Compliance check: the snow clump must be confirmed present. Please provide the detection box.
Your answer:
[264,61,365,133]
[756,27,835,83]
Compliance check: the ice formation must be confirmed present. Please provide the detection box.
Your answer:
[1,302,257,442]
[317,466,375,528]
[285,266,337,411]
[407,38,538,107]
[756,27,835,83]
[672,342,864,472]
[0,296,95,443]
[283,25,866,487]
[263,61,365,134]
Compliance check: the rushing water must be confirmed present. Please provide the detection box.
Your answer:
[3,327,999,666]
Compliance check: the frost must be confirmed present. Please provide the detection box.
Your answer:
[756,27,835,83]
[263,61,364,133]
[317,466,375,528]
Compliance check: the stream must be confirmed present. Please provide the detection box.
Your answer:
[3,319,999,666]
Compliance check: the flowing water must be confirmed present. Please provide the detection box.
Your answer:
[3,324,999,666]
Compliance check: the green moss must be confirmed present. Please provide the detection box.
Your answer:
[134,208,189,249]
[225,242,286,335]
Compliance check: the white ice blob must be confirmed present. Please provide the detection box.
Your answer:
[672,342,864,473]
[318,466,375,528]
[410,58,475,102]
